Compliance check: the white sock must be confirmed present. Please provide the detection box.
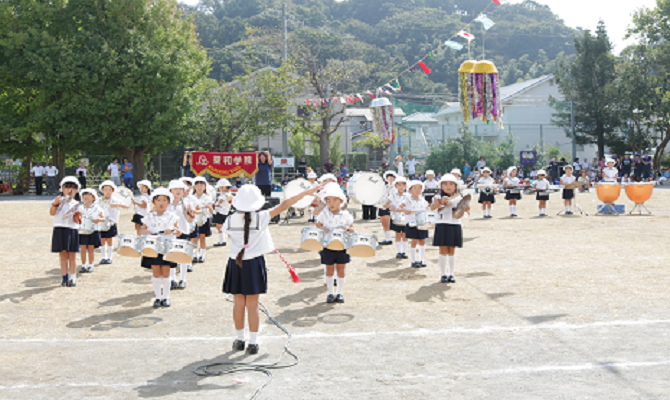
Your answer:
[509,205,514,215]
[107,245,113,261]
[101,245,107,260]
[162,277,171,300]
[385,231,391,241]
[396,242,403,253]
[402,241,408,254]
[568,206,572,212]
[70,272,76,283]
[200,248,206,261]
[448,255,455,276]
[410,247,417,263]
[419,245,426,262]
[438,254,447,276]
[308,210,313,219]
[236,329,245,341]
[249,332,258,345]
[152,277,162,299]
[326,276,335,296]
[483,210,487,217]
[170,269,176,281]
[336,277,346,295]
[180,264,188,281]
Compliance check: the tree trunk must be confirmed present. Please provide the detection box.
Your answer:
[653,128,670,174]
[124,147,148,181]
[58,149,65,183]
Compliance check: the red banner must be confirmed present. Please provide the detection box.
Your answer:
[191,152,259,178]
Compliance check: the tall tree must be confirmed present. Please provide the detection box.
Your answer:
[552,21,619,158]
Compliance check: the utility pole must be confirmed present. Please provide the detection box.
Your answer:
[570,99,576,161]
[281,3,288,157]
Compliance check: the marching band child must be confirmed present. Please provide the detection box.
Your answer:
[378,171,397,246]
[78,189,105,274]
[193,177,213,263]
[139,188,181,308]
[431,174,465,283]
[503,166,522,217]
[315,183,354,304]
[534,170,551,216]
[179,177,200,266]
[131,180,152,233]
[603,158,619,182]
[98,180,128,264]
[401,180,429,268]
[314,174,338,218]
[51,177,82,287]
[478,167,496,218]
[451,169,465,186]
[423,170,439,203]
[213,179,233,247]
[168,180,194,289]
[388,177,409,259]
[224,184,322,354]
[561,165,576,215]
[307,172,318,222]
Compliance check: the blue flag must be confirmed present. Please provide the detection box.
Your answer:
[444,40,464,50]
[475,14,496,30]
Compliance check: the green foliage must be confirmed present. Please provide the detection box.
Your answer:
[345,152,368,171]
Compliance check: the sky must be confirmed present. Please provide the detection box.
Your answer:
[179,0,658,53]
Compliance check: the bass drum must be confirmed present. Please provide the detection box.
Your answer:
[283,178,315,209]
[351,172,386,206]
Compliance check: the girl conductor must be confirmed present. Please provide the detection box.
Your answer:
[131,180,152,233]
[477,167,496,218]
[98,180,128,264]
[316,183,354,304]
[431,174,465,284]
[377,171,397,246]
[401,180,429,268]
[224,184,321,355]
[503,166,522,217]
[213,179,233,247]
[51,177,82,287]
[560,165,576,215]
[534,170,551,216]
[138,188,182,308]
[78,189,105,274]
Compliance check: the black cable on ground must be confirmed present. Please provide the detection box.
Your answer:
[193,297,299,400]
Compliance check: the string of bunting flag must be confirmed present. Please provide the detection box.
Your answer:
[303,0,503,108]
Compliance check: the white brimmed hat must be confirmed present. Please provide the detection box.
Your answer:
[180,177,194,185]
[168,180,187,191]
[232,184,266,212]
[481,167,492,173]
[564,164,573,170]
[394,177,407,185]
[606,158,615,164]
[407,180,425,191]
[450,168,462,176]
[60,176,81,190]
[79,188,98,200]
[98,180,116,192]
[319,182,347,203]
[318,173,337,183]
[537,169,547,175]
[507,166,518,174]
[150,188,173,204]
[440,174,458,184]
[307,172,317,179]
[383,170,398,179]
[137,180,152,190]
[425,170,435,176]
[193,176,207,184]
[216,178,232,188]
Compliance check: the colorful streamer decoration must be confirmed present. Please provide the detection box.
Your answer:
[471,60,503,125]
[418,61,432,74]
[370,97,395,144]
[458,60,476,123]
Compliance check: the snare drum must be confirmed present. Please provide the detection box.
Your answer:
[595,182,622,204]
[118,234,144,258]
[99,219,114,232]
[80,217,96,234]
[346,233,377,258]
[324,229,350,251]
[142,236,171,257]
[164,239,197,264]
[391,211,406,226]
[300,227,325,252]
[194,212,208,227]
[417,210,437,231]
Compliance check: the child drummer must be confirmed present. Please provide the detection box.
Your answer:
[98,180,128,264]
[423,170,439,203]
[378,171,397,246]
[431,174,466,283]
[503,166,522,217]
[400,180,429,268]
[50,177,82,287]
[131,180,152,233]
[387,176,409,259]
[477,167,496,218]
[167,180,194,290]
[78,189,105,274]
[315,183,354,304]
[603,158,619,182]
[560,164,576,215]
[213,179,233,247]
[533,169,551,216]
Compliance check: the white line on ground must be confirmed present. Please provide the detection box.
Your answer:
[2,318,670,343]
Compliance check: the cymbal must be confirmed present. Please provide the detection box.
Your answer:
[564,181,586,190]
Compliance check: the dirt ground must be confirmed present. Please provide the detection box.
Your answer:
[1,188,670,400]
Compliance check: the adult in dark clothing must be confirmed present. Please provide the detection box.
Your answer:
[642,151,653,180]
[182,152,196,178]
[323,158,334,173]
[256,151,273,196]
[297,156,308,177]
[620,154,632,178]
[549,157,559,182]
[633,155,644,180]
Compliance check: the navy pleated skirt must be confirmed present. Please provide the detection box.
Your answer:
[141,254,177,269]
[212,213,227,225]
[198,220,212,237]
[131,214,144,225]
[378,208,391,217]
[187,225,199,239]
[478,193,496,204]
[223,256,268,295]
[536,193,550,201]
[100,224,118,239]
[505,192,522,200]
[79,232,102,248]
[320,248,351,265]
[52,227,80,253]
[405,226,429,240]
[432,224,463,248]
[562,189,574,199]
[390,221,405,233]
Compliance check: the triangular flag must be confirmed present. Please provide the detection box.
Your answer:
[340,97,346,103]
[395,79,401,90]
[356,93,364,101]
[457,30,475,42]
[418,61,431,74]
[385,84,397,92]
[366,91,376,99]
[493,0,501,4]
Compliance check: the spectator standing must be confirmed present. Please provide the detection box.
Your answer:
[122,158,134,190]
[642,151,653,180]
[476,157,486,171]
[633,154,644,180]
[381,159,389,173]
[182,152,196,178]
[323,158,334,174]
[107,158,121,186]
[394,155,404,177]
[45,162,59,195]
[463,162,471,178]
[620,154,632,178]
[573,158,582,175]
[256,151,273,197]
[549,157,559,182]
[31,162,44,195]
[406,155,417,176]
[297,156,308,177]
[75,162,87,189]
[340,164,347,178]
[281,175,291,186]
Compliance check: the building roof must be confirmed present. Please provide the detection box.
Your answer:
[402,112,439,124]
[346,109,373,121]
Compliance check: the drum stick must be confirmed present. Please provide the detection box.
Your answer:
[273,249,300,283]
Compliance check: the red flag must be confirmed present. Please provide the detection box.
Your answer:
[306,99,311,106]
[493,0,501,4]
[367,91,376,99]
[418,60,432,74]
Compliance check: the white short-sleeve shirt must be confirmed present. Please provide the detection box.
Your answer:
[81,203,105,231]
[107,163,120,177]
[535,178,551,190]
[433,194,463,225]
[99,196,123,224]
[478,176,495,185]
[45,166,58,177]
[561,175,576,186]
[403,195,428,224]
[31,166,44,177]
[135,194,151,217]
[225,211,275,260]
[141,212,179,241]
[406,159,416,175]
[317,208,354,231]
[194,194,213,218]
[504,177,521,193]
[603,167,618,182]
[214,192,232,215]
[52,198,80,229]
[424,179,439,190]
[168,201,192,234]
